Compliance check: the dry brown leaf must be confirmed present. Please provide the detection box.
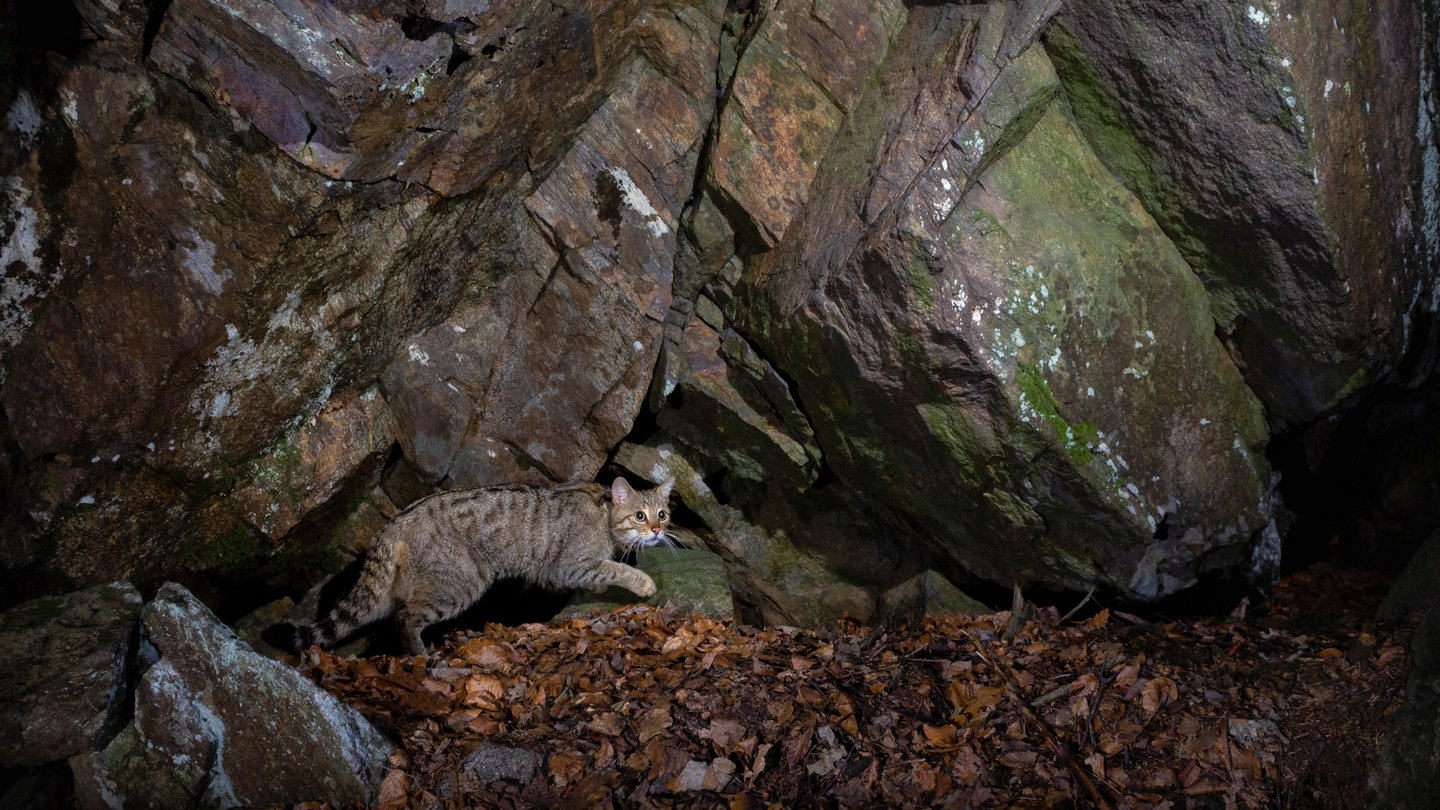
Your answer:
[637,704,671,742]
[1141,676,1178,715]
[922,723,958,748]
[588,711,625,736]
[463,674,504,708]
[1083,751,1105,779]
[375,768,409,810]
[702,717,747,753]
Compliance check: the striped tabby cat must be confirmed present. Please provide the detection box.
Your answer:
[271,476,674,655]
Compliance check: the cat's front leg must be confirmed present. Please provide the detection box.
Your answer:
[575,560,656,598]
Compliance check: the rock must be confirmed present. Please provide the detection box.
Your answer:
[614,441,891,627]
[228,387,396,540]
[0,763,73,810]
[924,572,992,618]
[736,4,1275,601]
[71,583,393,808]
[459,742,541,785]
[430,742,541,808]
[231,595,297,659]
[3,0,1437,626]
[712,0,906,246]
[1046,0,1433,421]
[1379,531,1440,620]
[380,3,723,489]
[560,547,733,621]
[0,582,141,767]
[1375,606,1440,807]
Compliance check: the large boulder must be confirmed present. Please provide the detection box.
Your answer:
[70,583,393,808]
[0,582,141,766]
[560,546,734,621]
[1046,0,1433,423]
[1,0,1436,625]
[1375,606,1440,807]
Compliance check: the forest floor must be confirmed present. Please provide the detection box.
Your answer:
[304,565,1415,808]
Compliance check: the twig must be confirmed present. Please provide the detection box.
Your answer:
[1060,588,1097,623]
[1031,682,1075,708]
[961,629,1117,810]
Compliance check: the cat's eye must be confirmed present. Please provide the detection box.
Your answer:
[657,510,667,521]
[634,511,646,522]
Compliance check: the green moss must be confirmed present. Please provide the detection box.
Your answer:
[1043,27,1169,219]
[1016,363,1097,464]
[905,253,935,309]
[37,469,59,494]
[244,439,305,506]
[970,208,1012,243]
[191,522,269,578]
[917,403,993,489]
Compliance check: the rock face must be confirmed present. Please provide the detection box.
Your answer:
[1375,606,1440,807]
[561,546,733,621]
[71,582,393,808]
[2,1,1437,623]
[0,582,141,766]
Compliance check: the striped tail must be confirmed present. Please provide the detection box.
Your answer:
[266,539,401,652]
[313,538,401,648]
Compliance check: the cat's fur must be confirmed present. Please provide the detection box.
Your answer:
[269,476,674,655]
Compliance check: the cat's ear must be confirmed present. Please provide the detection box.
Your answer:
[657,476,675,501]
[611,476,635,505]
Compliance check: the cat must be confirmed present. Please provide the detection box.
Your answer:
[267,476,675,655]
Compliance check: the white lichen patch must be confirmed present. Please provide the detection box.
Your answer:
[1,177,56,353]
[5,89,42,149]
[190,325,254,421]
[606,167,670,237]
[962,131,985,159]
[1246,5,1270,26]
[179,228,227,296]
[407,343,431,366]
[186,289,339,449]
[1420,30,1439,310]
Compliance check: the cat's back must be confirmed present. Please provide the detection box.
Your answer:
[386,482,608,546]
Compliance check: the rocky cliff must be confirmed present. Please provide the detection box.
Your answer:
[2,0,1436,625]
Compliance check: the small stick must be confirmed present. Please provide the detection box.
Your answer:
[961,629,1117,810]
[1059,588,1096,623]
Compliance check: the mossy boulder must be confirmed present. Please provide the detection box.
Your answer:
[560,547,734,621]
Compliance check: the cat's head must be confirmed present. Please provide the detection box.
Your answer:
[608,476,675,552]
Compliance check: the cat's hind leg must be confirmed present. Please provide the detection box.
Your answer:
[394,579,489,655]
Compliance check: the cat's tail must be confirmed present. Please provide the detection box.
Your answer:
[263,537,402,653]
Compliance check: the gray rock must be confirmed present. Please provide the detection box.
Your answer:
[1380,531,1440,620]
[0,582,141,766]
[560,546,733,621]
[70,583,393,809]
[924,572,992,618]
[1049,0,1433,423]
[432,742,540,805]
[460,742,541,784]
[1375,606,1440,807]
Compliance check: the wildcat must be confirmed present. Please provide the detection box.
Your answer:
[268,476,674,655]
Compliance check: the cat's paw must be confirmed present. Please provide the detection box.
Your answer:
[634,574,657,599]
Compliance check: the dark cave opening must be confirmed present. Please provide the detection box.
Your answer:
[1268,373,1440,576]
[9,0,87,62]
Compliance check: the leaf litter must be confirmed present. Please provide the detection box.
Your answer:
[300,565,1414,808]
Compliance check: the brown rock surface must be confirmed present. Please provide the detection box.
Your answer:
[0,0,1435,622]
[0,582,141,766]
